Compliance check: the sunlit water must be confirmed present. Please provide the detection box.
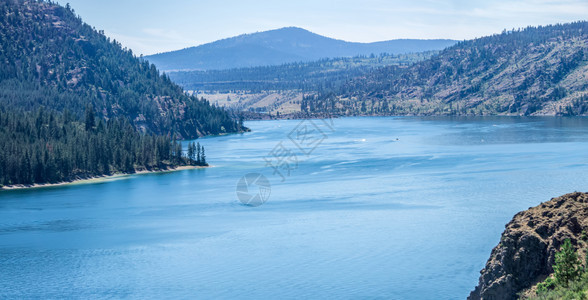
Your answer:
[1,117,588,299]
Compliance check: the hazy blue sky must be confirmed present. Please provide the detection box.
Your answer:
[55,0,587,56]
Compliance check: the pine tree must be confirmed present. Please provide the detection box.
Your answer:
[85,105,95,131]
[553,239,581,286]
[187,142,195,165]
[238,114,244,128]
[196,142,201,165]
[173,138,182,165]
[200,146,207,166]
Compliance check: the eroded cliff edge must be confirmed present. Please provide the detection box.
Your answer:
[469,192,588,300]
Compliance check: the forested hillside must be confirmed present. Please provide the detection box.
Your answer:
[168,52,435,93]
[0,108,208,186]
[0,0,244,138]
[0,0,243,187]
[318,21,588,116]
[172,22,587,118]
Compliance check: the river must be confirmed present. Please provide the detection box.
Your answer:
[1,117,588,299]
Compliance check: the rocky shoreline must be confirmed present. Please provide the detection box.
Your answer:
[469,192,588,300]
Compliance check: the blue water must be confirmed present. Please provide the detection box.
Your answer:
[1,117,588,299]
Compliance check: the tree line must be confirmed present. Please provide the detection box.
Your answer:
[0,107,208,187]
[0,0,230,187]
[167,52,436,93]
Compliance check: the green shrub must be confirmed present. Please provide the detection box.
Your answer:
[532,273,588,299]
[537,277,557,294]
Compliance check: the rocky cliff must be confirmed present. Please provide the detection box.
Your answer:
[469,192,588,300]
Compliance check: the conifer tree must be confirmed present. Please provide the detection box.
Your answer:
[553,239,581,286]
[85,105,95,131]
[196,142,201,165]
[187,142,195,165]
[200,147,207,166]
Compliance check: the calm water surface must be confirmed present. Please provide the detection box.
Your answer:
[1,117,588,299]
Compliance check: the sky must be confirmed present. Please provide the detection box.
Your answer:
[55,0,588,56]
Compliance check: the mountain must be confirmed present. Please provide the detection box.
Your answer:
[167,22,587,118]
[144,27,457,71]
[301,21,587,116]
[0,0,243,138]
[469,192,588,300]
[0,0,244,187]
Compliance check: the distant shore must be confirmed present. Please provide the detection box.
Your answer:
[0,165,209,191]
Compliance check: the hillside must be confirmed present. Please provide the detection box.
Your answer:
[163,22,588,118]
[469,192,588,300]
[168,52,436,93]
[328,21,588,116]
[0,0,244,187]
[0,0,244,139]
[145,27,456,71]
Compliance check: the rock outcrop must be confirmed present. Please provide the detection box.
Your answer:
[469,192,588,300]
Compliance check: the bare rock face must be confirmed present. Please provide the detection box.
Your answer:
[469,192,588,300]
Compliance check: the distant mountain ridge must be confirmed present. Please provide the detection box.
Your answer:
[145,27,457,71]
[179,21,588,118]
[335,21,588,116]
[167,52,436,93]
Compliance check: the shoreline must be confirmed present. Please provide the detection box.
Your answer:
[243,113,588,121]
[0,165,210,191]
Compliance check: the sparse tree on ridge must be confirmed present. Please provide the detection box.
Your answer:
[553,239,582,286]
